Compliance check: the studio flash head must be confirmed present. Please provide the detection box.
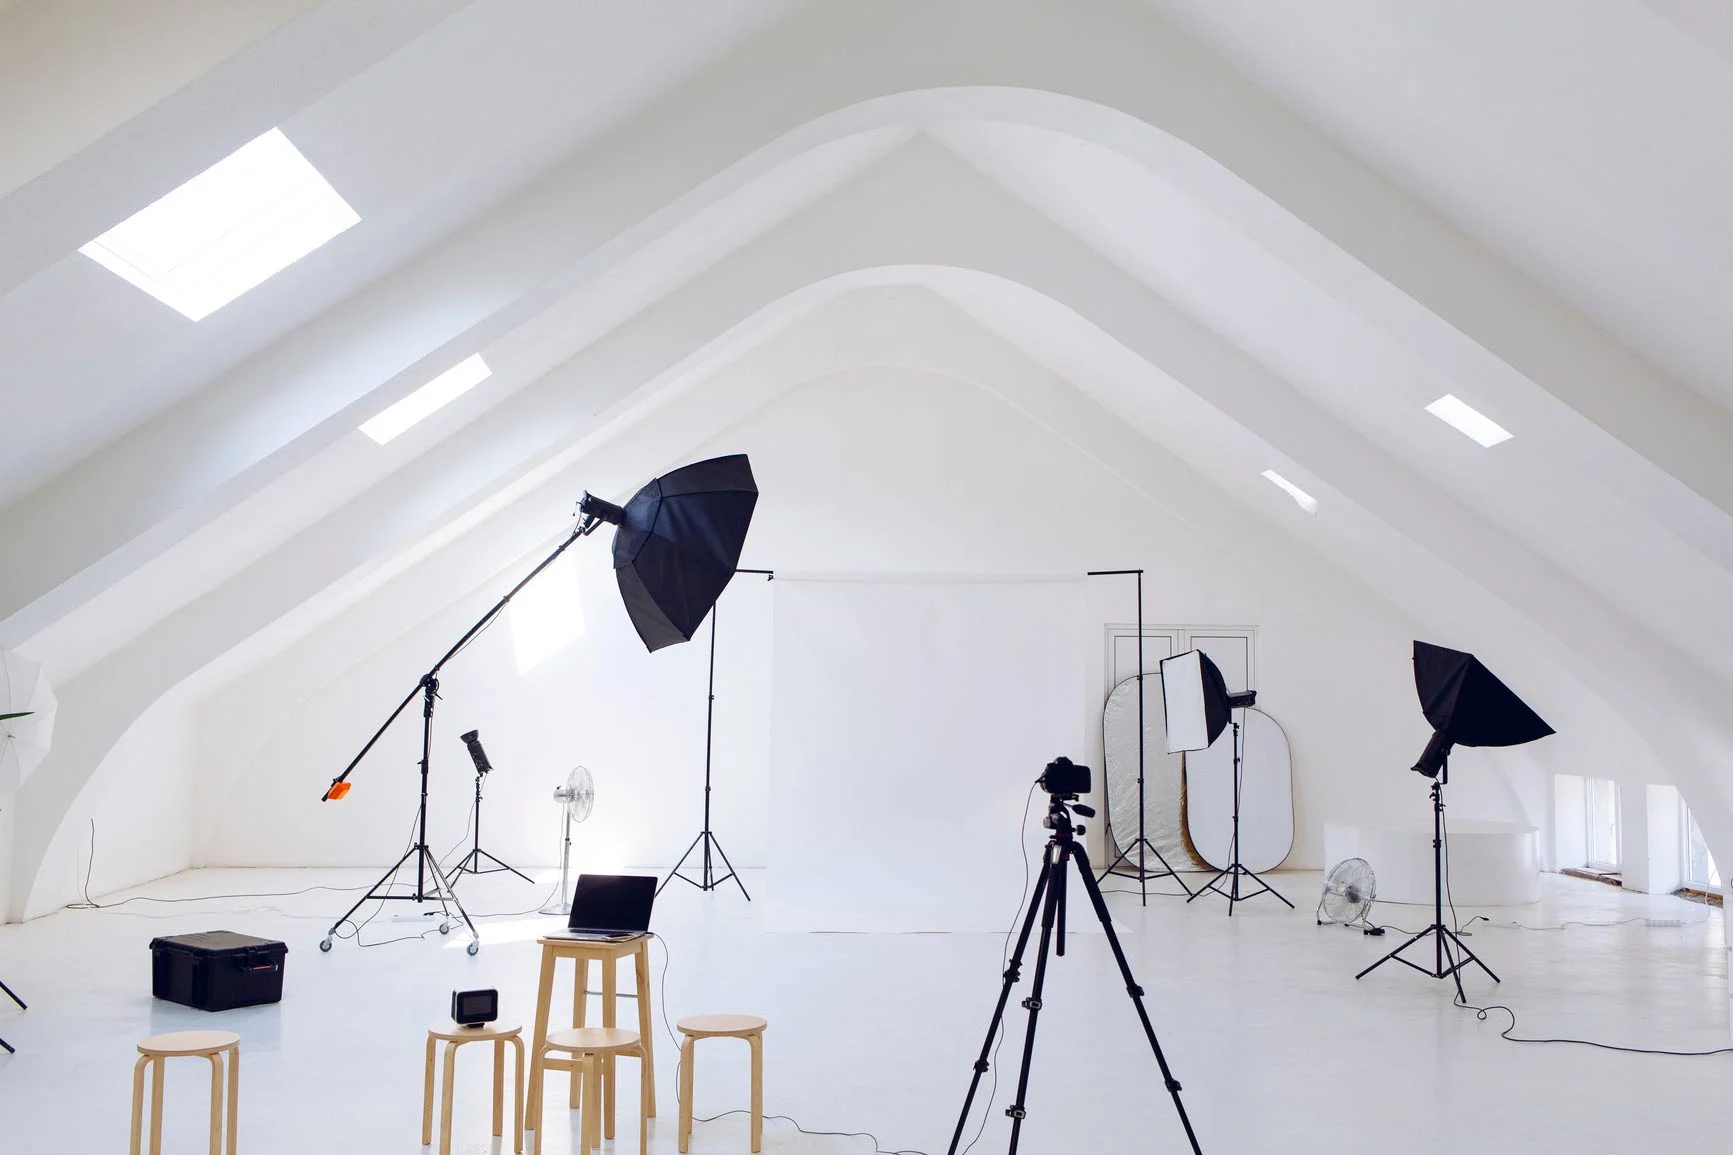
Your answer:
[1039,756,1091,797]
[460,729,493,775]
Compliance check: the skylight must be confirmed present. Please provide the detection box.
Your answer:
[360,355,492,444]
[1261,470,1318,513]
[1425,394,1512,447]
[79,128,359,320]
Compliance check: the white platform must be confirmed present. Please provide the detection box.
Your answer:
[0,867,1725,1153]
[1325,819,1542,906]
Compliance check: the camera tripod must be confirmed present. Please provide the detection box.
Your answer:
[947,789,1203,1155]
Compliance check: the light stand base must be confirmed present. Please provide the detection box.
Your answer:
[320,842,480,956]
[1355,924,1498,999]
[0,977,22,1055]
[1186,862,1292,915]
[660,829,749,899]
[1098,836,1195,901]
[450,847,533,884]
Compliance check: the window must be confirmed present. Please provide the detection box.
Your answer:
[1583,776,1620,871]
[1682,806,1720,889]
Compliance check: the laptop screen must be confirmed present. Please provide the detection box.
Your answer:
[566,874,657,933]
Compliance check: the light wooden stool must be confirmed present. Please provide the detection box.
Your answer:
[676,1015,765,1154]
[422,1020,525,1155]
[526,935,657,1127]
[531,1027,649,1155]
[129,1030,240,1155]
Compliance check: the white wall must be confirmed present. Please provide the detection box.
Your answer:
[183,366,1583,876]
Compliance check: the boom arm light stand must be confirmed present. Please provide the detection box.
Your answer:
[659,568,774,900]
[1087,569,1193,902]
[316,515,605,956]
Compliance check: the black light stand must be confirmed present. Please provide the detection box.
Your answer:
[1185,702,1293,915]
[449,730,533,885]
[659,569,773,900]
[1356,751,1497,1001]
[318,516,606,955]
[948,763,1203,1155]
[0,977,23,1054]
[1087,569,1193,903]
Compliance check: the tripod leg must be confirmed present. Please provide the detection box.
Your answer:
[946,859,1053,1155]
[424,848,480,953]
[0,979,24,1010]
[1004,854,1064,1155]
[704,832,752,901]
[325,844,419,943]
[1355,925,1432,980]
[473,850,534,884]
[1071,845,1205,1155]
[659,832,709,895]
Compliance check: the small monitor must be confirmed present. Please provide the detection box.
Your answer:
[452,988,498,1028]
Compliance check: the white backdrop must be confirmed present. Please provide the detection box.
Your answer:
[768,574,1086,932]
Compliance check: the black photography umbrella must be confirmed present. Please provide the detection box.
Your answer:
[1410,640,1554,777]
[580,453,759,652]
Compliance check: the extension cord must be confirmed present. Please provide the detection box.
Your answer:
[1645,917,1685,927]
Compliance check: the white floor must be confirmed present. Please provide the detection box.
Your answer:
[0,866,1727,1154]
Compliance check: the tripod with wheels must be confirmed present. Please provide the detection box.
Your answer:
[1088,569,1193,902]
[661,571,772,900]
[449,765,532,885]
[0,977,23,1054]
[1186,718,1292,915]
[948,782,1204,1155]
[1355,753,1496,1000]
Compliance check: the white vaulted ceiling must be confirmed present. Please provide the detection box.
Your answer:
[4,0,1733,919]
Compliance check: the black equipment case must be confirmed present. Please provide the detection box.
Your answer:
[150,931,288,1012]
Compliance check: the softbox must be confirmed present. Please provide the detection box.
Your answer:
[1410,641,1553,776]
[584,455,759,652]
[1160,649,1232,754]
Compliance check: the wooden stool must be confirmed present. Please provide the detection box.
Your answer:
[422,1020,525,1155]
[676,1015,765,1154]
[526,936,657,1128]
[129,1030,240,1155]
[531,1027,648,1155]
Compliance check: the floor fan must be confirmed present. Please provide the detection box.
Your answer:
[1317,858,1381,934]
[541,766,595,916]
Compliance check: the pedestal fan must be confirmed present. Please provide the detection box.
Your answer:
[541,766,595,915]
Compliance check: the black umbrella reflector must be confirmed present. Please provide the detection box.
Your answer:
[580,455,758,653]
[1160,649,1233,753]
[1410,640,1554,777]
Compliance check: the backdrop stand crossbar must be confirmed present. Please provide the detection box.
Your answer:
[1088,569,1193,902]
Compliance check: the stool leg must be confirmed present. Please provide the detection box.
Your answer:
[130,1055,149,1155]
[208,1052,223,1155]
[677,1037,695,1154]
[422,1036,436,1146]
[634,944,656,1117]
[226,1046,239,1155]
[749,1033,763,1154]
[583,1056,601,1152]
[638,1049,650,1155]
[570,958,589,1108]
[439,1041,458,1155]
[602,957,617,1139]
[528,1044,547,1155]
[511,1036,526,1155]
[493,1038,505,1138]
[148,1057,165,1155]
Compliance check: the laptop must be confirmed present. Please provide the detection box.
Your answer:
[545,874,658,941]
